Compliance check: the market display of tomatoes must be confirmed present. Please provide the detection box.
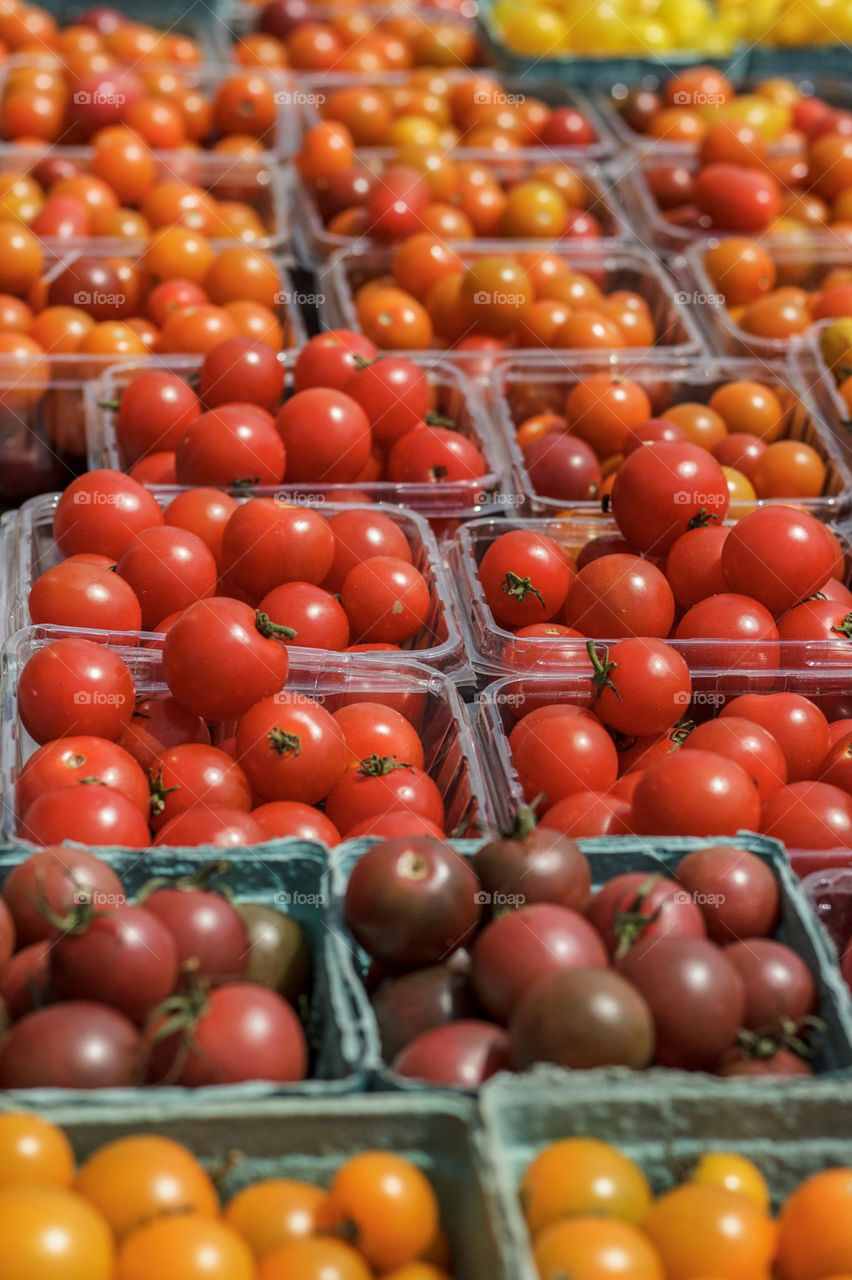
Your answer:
[100,331,488,499]
[0,852,312,1088]
[0,1112,456,1279]
[0,148,276,247]
[233,0,479,70]
[346,832,829,1080]
[298,144,617,249]
[492,664,852,848]
[302,71,600,150]
[504,368,836,508]
[521,1140,852,1280]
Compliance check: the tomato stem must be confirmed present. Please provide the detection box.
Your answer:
[255,610,297,641]
[501,570,545,610]
[148,764,181,818]
[268,728,301,756]
[587,640,621,702]
[612,874,663,959]
[98,399,120,411]
[425,412,455,428]
[735,1015,825,1061]
[357,754,412,777]
[686,507,720,530]
[831,612,852,639]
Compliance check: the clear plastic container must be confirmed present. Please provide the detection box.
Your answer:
[476,666,852,830]
[801,866,852,951]
[0,493,472,677]
[0,142,289,254]
[319,240,707,370]
[0,56,299,156]
[491,352,852,519]
[683,234,852,360]
[85,352,509,521]
[295,69,613,162]
[598,71,852,157]
[450,513,852,679]
[796,321,852,462]
[0,629,494,840]
[294,152,631,266]
[0,840,371,1102]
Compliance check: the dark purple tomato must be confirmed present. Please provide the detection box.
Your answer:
[716,1046,814,1077]
[616,937,746,1070]
[0,941,50,1019]
[471,904,608,1024]
[522,435,601,502]
[0,1002,141,1088]
[471,826,591,918]
[371,961,479,1061]
[237,903,313,1004]
[50,904,179,1025]
[509,968,655,1070]
[586,872,706,959]
[344,837,481,971]
[724,939,817,1029]
[675,846,780,943]
[141,887,249,986]
[391,1020,512,1087]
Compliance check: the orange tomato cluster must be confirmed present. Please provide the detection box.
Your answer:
[704,239,852,341]
[515,373,827,508]
[350,244,657,352]
[0,56,278,151]
[233,8,478,72]
[524,1137,852,1280]
[309,70,600,150]
[0,141,271,246]
[0,6,203,69]
[0,1112,454,1280]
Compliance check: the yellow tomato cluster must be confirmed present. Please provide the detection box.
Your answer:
[494,0,850,56]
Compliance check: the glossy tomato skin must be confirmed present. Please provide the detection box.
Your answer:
[2,848,125,947]
[18,638,135,744]
[509,968,655,1070]
[617,937,746,1070]
[479,530,575,630]
[21,784,151,847]
[682,716,787,801]
[675,593,780,674]
[0,1002,141,1088]
[611,441,729,555]
[294,329,378,391]
[115,526,217,630]
[721,692,829,782]
[221,500,335,600]
[721,504,835,614]
[163,598,290,720]
[387,426,486,484]
[0,941,51,1019]
[16,736,150,820]
[761,780,852,849]
[325,761,444,837]
[344,837,481,971]
[343,354,429,446]
[472,828,591,915]
[471,904,608,1024]
[116,695,211,772]
[511,712,618,809]
[323,509,412,594]
[258,582,350,651]
[174,405,286,487]
[50,905,178,1024]
[725,938,817,1029]
[235,693,348,804]
[371,962,478,1062]
[152,807,266,848]
[676,845,780,942]
[200,338,285,413]
[340,557,431,644]
[143,888,250,987]
[149,744,252,831]
[630,750,762,837]
[586,872,706,958]
[522,435,601,503]
[251,800,341,845]
[53,469,164,560]
[29,561,143,633]
[392,1020,511,1087]
[591,637,692,737]
[115,370,200,464]
[274,388,372,483]
[563,554,674,639]
[145,984,308,1086]
[0,1185,115,1280]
